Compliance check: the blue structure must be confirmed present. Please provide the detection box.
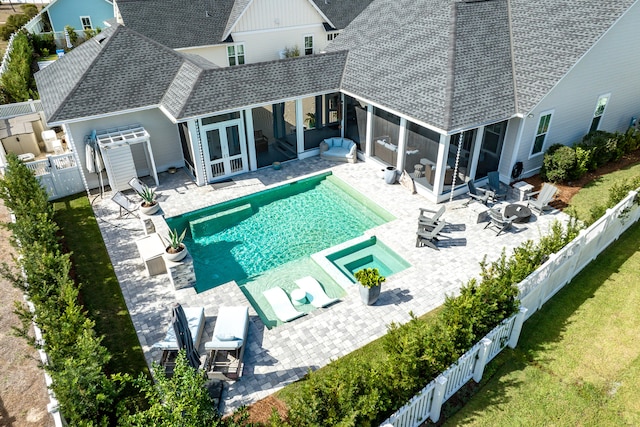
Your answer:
[43,0,114,33]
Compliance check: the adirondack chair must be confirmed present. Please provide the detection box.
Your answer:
[464,179,493,206]
[526,183,558,214]
[487,171,508,201]
[484,208,518,236]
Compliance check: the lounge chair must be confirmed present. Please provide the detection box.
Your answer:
[416,221,447,250]
[487,171,508,201]
[204,306,249,380]
[263,287,305,322]
[152,306,205,372]
[295,276,338,308]
[463,180,492,206]
[418,205,446,227]
[128,177,149,196]
[484,208,518,236]
[112,191,139,218]
[527,183,558,214]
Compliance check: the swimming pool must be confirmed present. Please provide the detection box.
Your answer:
[166,172,394,326]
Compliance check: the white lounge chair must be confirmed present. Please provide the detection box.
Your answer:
[152,306,205,351]
[112,191,139,218]
[263,287,305,322]
[204,306,249,380]
[527,183,558,214]
[295,276,338,308]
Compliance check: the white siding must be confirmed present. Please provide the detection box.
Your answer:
[514,2,640,177]
[67,109,183,190]
[179,45,228,68]
[234,0,324,32]
[234,25,327,63]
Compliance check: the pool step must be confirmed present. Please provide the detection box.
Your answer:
[189,203,253,238]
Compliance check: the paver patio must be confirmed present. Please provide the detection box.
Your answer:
[90,156,568,412]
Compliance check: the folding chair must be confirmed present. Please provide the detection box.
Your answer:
[112,191,139,218]
[128,177,149,197]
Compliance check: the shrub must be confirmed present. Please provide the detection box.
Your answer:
[0,32,38,103]
[578,130,618,169]
[30,32,56,57]
[65,25,78,46]
[585,176,640,226]
[541,144,577,182]
[0,14,29,40]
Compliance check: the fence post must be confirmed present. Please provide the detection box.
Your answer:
[472,337,492,382]
[429,375,448,422]
[508,307,528,349]
[29,98,36,112]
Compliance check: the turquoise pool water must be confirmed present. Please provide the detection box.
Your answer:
[166,173,394,326]
[326,236,411,282]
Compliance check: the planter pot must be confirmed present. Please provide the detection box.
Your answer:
[140,202,160,215]
[165,245,188,262]
[359,283,381,305]
[272,161,282,170]
[384,166,397,184]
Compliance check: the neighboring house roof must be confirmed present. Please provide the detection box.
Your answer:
[312,0,374,30]
[35,23,347,123]
[326,0,636,132]
[115,0,236,49]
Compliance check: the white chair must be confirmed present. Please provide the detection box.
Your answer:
[42,130,63,154]
[263,287,305,322]
[295,276,338,308]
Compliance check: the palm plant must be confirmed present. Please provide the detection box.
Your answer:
[139,187,156,207]
[167,228,187,253]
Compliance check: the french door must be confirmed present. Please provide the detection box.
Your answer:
[202,120,248,181]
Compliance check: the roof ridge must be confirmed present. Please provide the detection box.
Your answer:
[505,0,519,113]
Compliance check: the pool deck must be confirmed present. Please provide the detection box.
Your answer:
[91,156,569,412]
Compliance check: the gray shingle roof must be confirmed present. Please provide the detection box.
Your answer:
[35,25,216,123]
[116,0,235,49]
[311,0,375,30]
[223,0,252,39]
[172,51,348,120]
[327,0,636,132]
[35,23,346,123]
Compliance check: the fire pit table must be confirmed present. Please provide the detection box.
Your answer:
[504,204,532,224]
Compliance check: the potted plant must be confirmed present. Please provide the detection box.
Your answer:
[354,267,386,305]
[139,187,160,215]
[165,228,188,262]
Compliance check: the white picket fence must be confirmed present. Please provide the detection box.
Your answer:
[382,189,640,426]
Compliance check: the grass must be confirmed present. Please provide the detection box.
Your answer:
[440,220,640,426]
[53,193,148,377]
[568,162,640,221]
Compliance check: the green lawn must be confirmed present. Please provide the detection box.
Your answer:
[568,162,640,221]
[441,221,640,426]
[53,193,148,377]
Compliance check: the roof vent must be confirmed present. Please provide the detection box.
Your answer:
[205,10,211,17]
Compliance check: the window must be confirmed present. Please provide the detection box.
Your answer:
[531,112,552,155]
[80,16,92,30]
[304,35,313,55]
[227,44,245,66]
[589,94,609,132]
[327,32,339,41]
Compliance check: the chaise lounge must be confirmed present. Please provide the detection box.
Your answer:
[319,137,357,163]
[263,287,305,322]
[204,306,249,380]
[152,306,205,373]
[295,276,338,308]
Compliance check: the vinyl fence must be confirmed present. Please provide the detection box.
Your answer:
[24,152,85,200]
[0,99,42,119]
[382,189,640,426]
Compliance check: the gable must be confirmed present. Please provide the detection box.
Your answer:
[232,0,325,34]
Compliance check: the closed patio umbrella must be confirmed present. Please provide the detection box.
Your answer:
[171,303,200,369]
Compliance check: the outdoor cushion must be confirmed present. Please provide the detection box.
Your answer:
[204,306,249,351]
[152,306,205,350]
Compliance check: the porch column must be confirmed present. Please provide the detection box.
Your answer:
[296,99,304,154]
[433,134,449,195]
[365,104,373,157]
[468,125,484,181]
[187,120,206,186]
[396,117,407,171]
[340,93,346,138]
[244,108,257,171]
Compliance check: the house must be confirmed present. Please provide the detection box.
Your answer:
[41,0,114,33]
[34,0,640,202]
[114,0,373,66]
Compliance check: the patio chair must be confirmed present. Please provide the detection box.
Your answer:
[152,306,205,373]
[463,179,493,206]
[487,171,508,201]
[418,205,446,227]
[484,208,518,236]
[295,276,338,308]
[526,183,558,214]
[128,177,149,196]
[263,287,305,322]
[112,191,139,218]
[415,221,447,250]
[204,306,249,380]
